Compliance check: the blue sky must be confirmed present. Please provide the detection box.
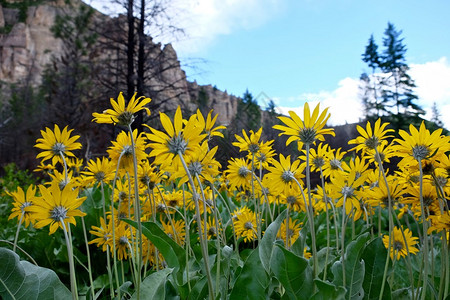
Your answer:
[87,0,450,127]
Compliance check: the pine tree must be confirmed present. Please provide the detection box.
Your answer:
[360,23,424,130]
[380,22,424,129]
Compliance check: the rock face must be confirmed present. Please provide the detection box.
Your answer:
[0,4,62,84]
[0,1,240,124]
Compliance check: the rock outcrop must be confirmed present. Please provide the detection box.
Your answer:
[0,0,241,124]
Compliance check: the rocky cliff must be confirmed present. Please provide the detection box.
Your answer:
[0,0,240,124]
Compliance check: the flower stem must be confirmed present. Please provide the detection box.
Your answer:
[13,211,25,253]
[60,219,78,300]
[178,152,214,300]
[81,217,95,300]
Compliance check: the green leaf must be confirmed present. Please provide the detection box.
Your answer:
[259,210,287,274]
[310,279,346,300]
[123,220,185,270]
[331,233,369,300]
[361,237,391,300]
[230,249,269,299]
[131,268,173,300]
[0,247,71,300]
[270,244,313,300]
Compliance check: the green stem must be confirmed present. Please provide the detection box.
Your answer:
[127,125,142,299]
[305,144,318,278]
[81,217,95,300]
[178,153,214,300]
[13,211,25,253]
[61,220,78,300]
[418,160,429,300]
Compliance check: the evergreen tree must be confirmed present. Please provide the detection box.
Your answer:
[431,102,444,128]
[360,22,424,130]
[380,22,424,128]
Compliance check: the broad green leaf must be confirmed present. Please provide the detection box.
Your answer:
[314,247,336,276]
[361,237,391,300]
[331,233,369,300]
[310,279,346,300]
[187,276,208,300]
[0,247,71,300]
[131,268,173,300]
[270,244,313,300]
[123,220,185,270]
[230,249,269,299]
[259,210,287,274]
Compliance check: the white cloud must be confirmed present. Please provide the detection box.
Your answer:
[85,0,285,55]
[276,77,363,126]
[277,57,450,129]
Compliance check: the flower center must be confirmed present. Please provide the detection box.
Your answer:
[257,152,267,163]
[299,127,317,145]
[341,186,354,197]
[244,221,254,230]
[95,171,105,182]
[393,240,404,252]
[248,143,260,154]
[286,195,297,205]
[121,145,133,157]
[281,170,294,183]
[312,157,325,168]
[167,134,188,154]
[20,201,32,212]
[364,136,379,149]
[117,111,135,126]
[238,166,251,178]
[118,236,128,245]
[188,161,203,175]
[412,145,430,161]
[329,158,341,170]
[52,142,66,155]
[51,205,68,221]
[433,176,447,188]
[208,227,217,236]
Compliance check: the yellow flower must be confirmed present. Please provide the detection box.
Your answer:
[246,139,276,170]
[89,216,112,252]
[265,154,305,194]
[114,221,132,260]
[300,142,330,172]
[82,157,115,186]
[7,185,38,228]
[35,124,82,165]
[107,129,147,173]
[273,102,335,149]
[383,226,419,260]
[303,247,312,259]
[277,218,302,247]
[428,212,450,234]
[362,142,396,166]
[137,160,161,190]
[394,121,450,167]
[321,147,347,179]
[348,118,394,152]
[330,169,367,219]
[233,207,258,243]
[196,109,226,139]
[279,184,306,213]
[161,218,186,246]
[92,92,151,126]
[403,181,441,219]
[364,177,405,209]
[173,142,221,186]
[232,128,263,154]
[200,216,222,240]
[146,106,204,169]
[27,181,86,235]
[225,157,252,190]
